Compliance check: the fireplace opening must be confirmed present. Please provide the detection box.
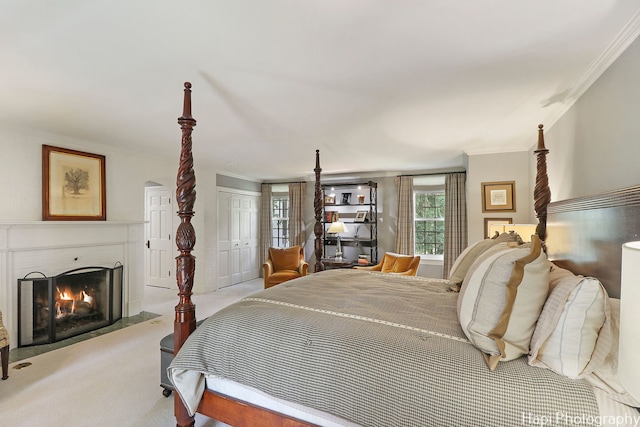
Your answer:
[18,265,123,347]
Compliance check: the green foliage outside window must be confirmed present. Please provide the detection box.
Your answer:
[272,197,289,247]
[414,192,445,255]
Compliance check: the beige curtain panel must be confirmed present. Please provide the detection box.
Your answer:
[288,182,307,248]
[394,175,415,255]
[443,172,467,278]
[259,183,273,276]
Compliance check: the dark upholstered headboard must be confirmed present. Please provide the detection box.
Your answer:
[546,184,640,298]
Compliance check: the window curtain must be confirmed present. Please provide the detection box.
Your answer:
[443,172,467,278]
[394,176,414,255]
[259,183,273,276]
[288,182,306,248]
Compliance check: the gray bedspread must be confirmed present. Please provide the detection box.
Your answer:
[168,269,599,426]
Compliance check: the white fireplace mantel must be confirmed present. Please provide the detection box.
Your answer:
[0,221,144,349]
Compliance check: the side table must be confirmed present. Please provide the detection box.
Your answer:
[322,258,354,270]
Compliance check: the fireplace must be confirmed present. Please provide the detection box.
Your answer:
[17,265,123,347]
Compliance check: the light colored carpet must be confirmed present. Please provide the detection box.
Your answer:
[0,280,263,427]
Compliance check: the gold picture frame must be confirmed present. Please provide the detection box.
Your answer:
[324,194,336,205]
[481,181,515,212]
[42,145,106,220]
[484,217,513,239]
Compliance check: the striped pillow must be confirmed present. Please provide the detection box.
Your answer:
[528,265,609,378]
[458,235,549,370]
[448,232,522,287]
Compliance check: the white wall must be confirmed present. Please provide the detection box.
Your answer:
[0,128,217,294]
[0,129,175,221]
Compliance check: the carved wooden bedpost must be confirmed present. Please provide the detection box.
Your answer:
[313,150,324,272]
[534,124,551,244]
[174,82,197,427]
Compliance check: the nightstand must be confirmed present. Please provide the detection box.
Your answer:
[322,258,354,270]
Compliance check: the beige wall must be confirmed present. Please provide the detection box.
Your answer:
[466,150,535,243]
[543,36,640,201]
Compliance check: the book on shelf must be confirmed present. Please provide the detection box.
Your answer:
[357,254,371,265]
[325,211,339,222]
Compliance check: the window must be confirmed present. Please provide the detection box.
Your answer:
[414,191,445,256]
[272,196,289,247]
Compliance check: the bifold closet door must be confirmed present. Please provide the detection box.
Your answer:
[217,191,260,288]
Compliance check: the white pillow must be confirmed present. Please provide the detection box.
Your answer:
[585,299,640,407]
[528,266,608,378]
[458,235,549,370]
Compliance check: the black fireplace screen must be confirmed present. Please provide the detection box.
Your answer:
[18,265,123,347]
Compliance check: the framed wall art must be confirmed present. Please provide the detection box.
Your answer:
[354,210,368,223]
[324,194,336,205]
[42,145,106,220]
[481,181,515,212]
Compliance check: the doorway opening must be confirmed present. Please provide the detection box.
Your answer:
[144,182,175,289]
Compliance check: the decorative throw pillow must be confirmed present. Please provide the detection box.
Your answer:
[448,232,523,287]
[458,235,549,370]
[269,246,301,271]
[529,265,609,378]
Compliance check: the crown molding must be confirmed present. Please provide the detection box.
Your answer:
[545,8,640,128]
[569,8,640,103]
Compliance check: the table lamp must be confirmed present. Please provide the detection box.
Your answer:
[488,223,537,241]
[327,221,349,259]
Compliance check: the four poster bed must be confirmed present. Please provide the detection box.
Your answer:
[168,83,639,426]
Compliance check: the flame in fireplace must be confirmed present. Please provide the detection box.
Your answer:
[59,290,73,300]
[55,286,95,318]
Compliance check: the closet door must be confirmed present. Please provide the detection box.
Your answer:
[218,190,261,288]
[230,193,243,285]
[240,195,260,281]
[216,191,232,287]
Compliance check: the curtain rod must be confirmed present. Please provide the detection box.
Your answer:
[398,169,466,178]
[262,181,306,185]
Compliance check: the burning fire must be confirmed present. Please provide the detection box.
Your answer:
[55,287,96,318]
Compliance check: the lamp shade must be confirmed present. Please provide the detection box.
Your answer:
[620,242,640,402]
[488,223,537,241]
[327,221,349,234]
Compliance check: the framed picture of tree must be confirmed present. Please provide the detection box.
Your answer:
[42,145,106,220]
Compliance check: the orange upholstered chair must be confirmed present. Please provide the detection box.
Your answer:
[263,246,309,289]
[354,252,420,276]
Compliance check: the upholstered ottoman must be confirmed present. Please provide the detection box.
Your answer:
[160,319,205,396]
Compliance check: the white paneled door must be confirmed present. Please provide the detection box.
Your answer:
[145,186,175,289]
[218,190,260,288]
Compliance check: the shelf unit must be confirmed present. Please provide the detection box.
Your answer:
[322,181,378,264]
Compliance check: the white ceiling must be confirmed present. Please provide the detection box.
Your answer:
[2,1,640,180]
